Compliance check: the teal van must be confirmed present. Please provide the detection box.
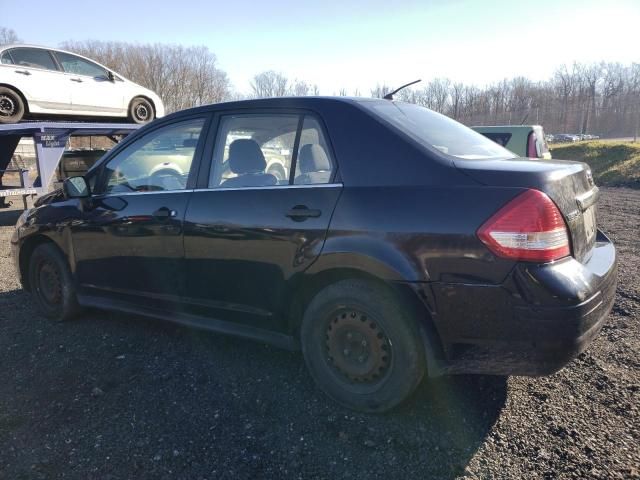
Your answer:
[471,125,552,159]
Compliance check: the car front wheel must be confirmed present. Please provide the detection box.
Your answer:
[0,87,25,124]
[28,243,81,321]
[128,97,155,124]
[301,279,426,412]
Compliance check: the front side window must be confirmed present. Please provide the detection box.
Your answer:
[9,48,58,71]
[100,118,205,194]
[55,51,108,78]
[293,116,334,185]
[209,114,299,188]
[362,101,517,160]
[0,51,13,65]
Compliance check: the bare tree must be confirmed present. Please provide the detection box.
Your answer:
[363,60,640,136]
[250,71,289,98]
[0,27,20,45]
[371,84,392,99]
[60,40,230,113]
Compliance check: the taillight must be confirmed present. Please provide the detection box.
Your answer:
[477,189,570,262]
[527,132,538,158]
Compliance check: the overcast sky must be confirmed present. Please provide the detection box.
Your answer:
[3,0,640,95]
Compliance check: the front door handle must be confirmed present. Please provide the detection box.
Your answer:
[152,207,177,220]
[286,205,321,221]
[15,70,31,75]
[70,78,83,83]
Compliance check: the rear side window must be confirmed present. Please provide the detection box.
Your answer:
[0,51,13,65]
[8,48,58,71]
[294,116,334,185]
[55,51,108,78]
[480,132,512,147]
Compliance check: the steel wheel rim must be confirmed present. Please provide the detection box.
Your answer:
[324,308,392,386]
[134,103,150,121]
[0,95,16,116]
[37,260,62,306]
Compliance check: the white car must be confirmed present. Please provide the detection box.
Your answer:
[0,45,165,124]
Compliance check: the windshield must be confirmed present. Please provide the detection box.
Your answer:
[363,101,517,160]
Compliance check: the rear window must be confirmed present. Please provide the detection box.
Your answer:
[480,132,512,147]
[362,101,516,160]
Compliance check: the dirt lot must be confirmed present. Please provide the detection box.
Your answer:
[0,188,638,480]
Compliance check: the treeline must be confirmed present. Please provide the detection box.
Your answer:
[250,64,640,137]
[2,27,639,136]
[372,63,640,136]
[60,40,231,114]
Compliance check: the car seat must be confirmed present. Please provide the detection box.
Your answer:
[220,139,277,188]
[296,144,332,184]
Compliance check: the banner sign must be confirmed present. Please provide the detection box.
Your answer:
[0,188,37,197]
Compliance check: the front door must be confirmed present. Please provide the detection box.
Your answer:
[71,116,209,309]
[53,51,127,116]
[183,112,342,331]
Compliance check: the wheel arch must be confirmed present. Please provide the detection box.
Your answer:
[286,266,446,376]
[128,95,156,116]
[19,234,62,291]
[0,83,29,113]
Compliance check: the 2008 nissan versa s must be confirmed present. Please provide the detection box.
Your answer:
[11,97,617,412]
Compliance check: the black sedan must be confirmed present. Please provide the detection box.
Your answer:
[11,97,617,412]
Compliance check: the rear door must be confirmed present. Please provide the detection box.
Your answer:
[71,115,209,308]
[2,47,71,110]
[183,112,342,331]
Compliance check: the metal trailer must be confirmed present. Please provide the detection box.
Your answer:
[0,122,140,209]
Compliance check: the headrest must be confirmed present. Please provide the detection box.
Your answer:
[299,144,331,173]
[228,139,266,174]
[183,138,198,148]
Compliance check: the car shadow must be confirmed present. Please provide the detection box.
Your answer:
[0,289,507,479]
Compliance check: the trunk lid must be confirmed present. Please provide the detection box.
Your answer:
[455,157,598,263]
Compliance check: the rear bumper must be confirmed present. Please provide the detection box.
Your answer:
[424,230,617,376]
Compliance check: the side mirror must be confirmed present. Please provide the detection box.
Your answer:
[63,176,90,199]
[107,71,115,82]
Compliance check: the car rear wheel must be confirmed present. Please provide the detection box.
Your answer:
[0,87,25,124]
[28,243,81,322]
[128,97,155,124]
[300,279,426,412]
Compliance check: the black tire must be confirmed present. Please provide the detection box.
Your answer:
[128,97,155,124]
[0,86,25,124]
[28,243,81,322]
[300,279,426,412]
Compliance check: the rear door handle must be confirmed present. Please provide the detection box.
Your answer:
[70,78,83,83]
[286,205,321,221]
[152,207,177,220]
[15,70,31,76]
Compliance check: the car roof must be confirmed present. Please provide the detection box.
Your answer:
[161,96,392,119]
[1,44,80,55]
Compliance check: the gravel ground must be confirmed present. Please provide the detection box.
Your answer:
[0,187,638,480]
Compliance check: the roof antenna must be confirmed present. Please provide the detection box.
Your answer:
[383,79,422,100]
